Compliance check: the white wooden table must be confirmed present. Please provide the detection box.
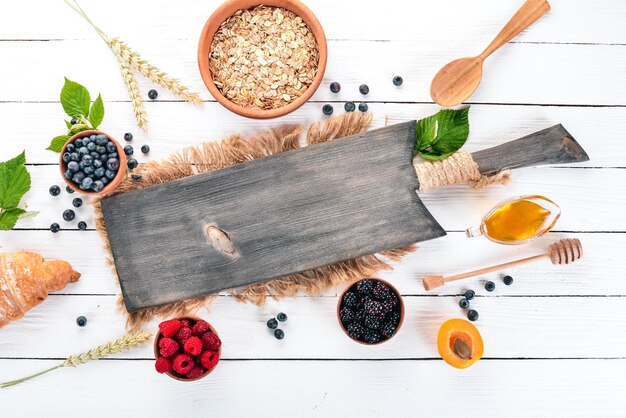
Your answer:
[1,1,625,416]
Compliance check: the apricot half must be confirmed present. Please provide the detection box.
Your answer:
[437,318,484,369]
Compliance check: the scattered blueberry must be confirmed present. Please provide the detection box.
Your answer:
[274,329,285,340]
[392,76,403,86]
[503,275,514,286]
[124,132,133,142]
[76,316,87,327]
[459,298,470,309]
[50,223,60,233]
[344,101,356,112]
[131,174,143,181]
[277,312,288,322]
[322,104,334,115]
[359,84,369,95]
[464,289,475,300]
[267,318,278,329]
[330,82,341,93]
[63,209,75,222]
[70,117,78,125]
[78,221,87,230]
[467,309,479,322]
[484,281,496,292]
[66,185,75,194]
[72,198,83,208]
[127,158,138,170]
[358,103,368,112]
[141,145,150,154]
[148,89,158,100]
[49,185,61,196]
[124,145,134,156]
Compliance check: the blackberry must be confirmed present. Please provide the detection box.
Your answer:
[330,82,341,93]
[362,330,380,344]
[364,315,380,330]
[356,279,375,295]
[364,298,384,317]
[381,322,396,339]
[267,318,278,329]
[381,299,397,313]
[372,282,392,301]
[340,307,356,323]
[342,292,359,308]
[503,275,514,285]
[464,289,475,300]
[386,310,401,325]
[346,322,364,340]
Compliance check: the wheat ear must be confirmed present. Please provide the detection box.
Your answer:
[116,53,149,131]
[111,38,202,105]
[0,333,152,388]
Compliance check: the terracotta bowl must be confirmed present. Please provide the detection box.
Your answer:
[58,130,127,196]
[197,0,328,119]
[154,316,222,382]
[337,278,405,346]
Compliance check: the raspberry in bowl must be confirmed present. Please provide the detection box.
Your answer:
[154,316,222,381]
[337,278,404,345]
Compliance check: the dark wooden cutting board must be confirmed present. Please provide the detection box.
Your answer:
[101,121,446,312]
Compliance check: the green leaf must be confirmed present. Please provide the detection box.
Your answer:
[89,94,105,128]
[0,151,30,210]
[414,107,470,160]
[60,77,90,118]
[18,210,39,220]
[65,119,72,129]
[47,135,71,153]
[68,124,89,135]
[0,208,26,231]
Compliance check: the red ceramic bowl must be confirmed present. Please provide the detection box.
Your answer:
[337,278,405,346]
[154,316,222,382]
[58,130,127,196]
[197,0,328,119]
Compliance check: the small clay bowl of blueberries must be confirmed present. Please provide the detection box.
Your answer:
[59,130,127,196]
[337,278,404,345]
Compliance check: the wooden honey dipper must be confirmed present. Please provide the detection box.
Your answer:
[423,238,583,290]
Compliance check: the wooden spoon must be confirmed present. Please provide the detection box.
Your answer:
[430,0,551,107]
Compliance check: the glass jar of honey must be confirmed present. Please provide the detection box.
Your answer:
[466,195,561,245]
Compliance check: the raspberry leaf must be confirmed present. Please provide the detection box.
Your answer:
[0,208,25,231]
[414,107,470,160]
[89,94,105,128]
[60,77,90,118]
[0,151,31,210]
[47,135,71,152]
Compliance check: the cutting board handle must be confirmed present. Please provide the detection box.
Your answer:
[471,124,589,175]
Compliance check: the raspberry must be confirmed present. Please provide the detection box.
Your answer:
[200,350,220,370]
[192,320,211,336]
[175,327,193,344]
[180,319,191,328]
[183,336,203,356]
[185,366,206,380]
[201,332,222,351]
[155,357,171,374]
[172,354,194,375]
[158,337,179,358]
[159,319,182,338]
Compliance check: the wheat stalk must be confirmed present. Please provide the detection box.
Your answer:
[116,54,149,131]
[0,333,151,388]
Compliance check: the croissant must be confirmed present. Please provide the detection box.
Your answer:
[0,252,80,327]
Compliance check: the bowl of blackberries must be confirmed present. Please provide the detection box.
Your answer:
[59,130,127,195]
[338,278,404,345]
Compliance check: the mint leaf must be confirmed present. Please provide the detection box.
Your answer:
[47,135,71,152]
[0,151,30,209]
[414,107,470,160]
[89,94,105,128]
[0,208,26,231]
[60,77,90,118]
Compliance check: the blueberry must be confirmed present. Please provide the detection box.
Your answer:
[131,174,142,181]
[90,152,100,160]
[330,82,341,93]
[467,309,479,322]
[124,132,133,142]
[484,281,496,292]
[49,185,61,196]
[74,138,83,148]
[108,152,118,159]
[78,161,85,171]
[78,146,89,156]
[72,172,85,184]
[64,169,72,179]
[392,76,403,86]
[95,146,106,155]
[82,155,93,166]
[100,176,110,185]
[83,166,95,175]
[68,161,80,172]
[344,101,356,112]
[93,159,103,168]
[267,318,278,329]
[82,136,91,145]
[106,142,117,153]
[66,144,76,153]
[63,209,75,222]
[141,145,150,154]
[148,89,158,100]
[66,185,75,194]
[87,142,96,152]
[124,145,134,156]
[76,316,87,327]
[358,103,369,112]
[50,223,60,233]
[78,221,87,230]
[95,134,107,144]
[80,177,93,191]
[62,153,71,164]
[92,180,104,192]
[459,298,470,309]
[127,158,138,170]
[464,289,475,300]
[503,275,513,286]
[322,104,334,115]
[277,312,288,322]
[70,117,78,125]
[105,169,116,180]
[274,329,285,340]
[359,84,369,95]
[89,134,96,141]
[70,152,79,162]
[94,167,105,178]
[106,158,120,171]
[99,154,108,164]
[72,198,83,208]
